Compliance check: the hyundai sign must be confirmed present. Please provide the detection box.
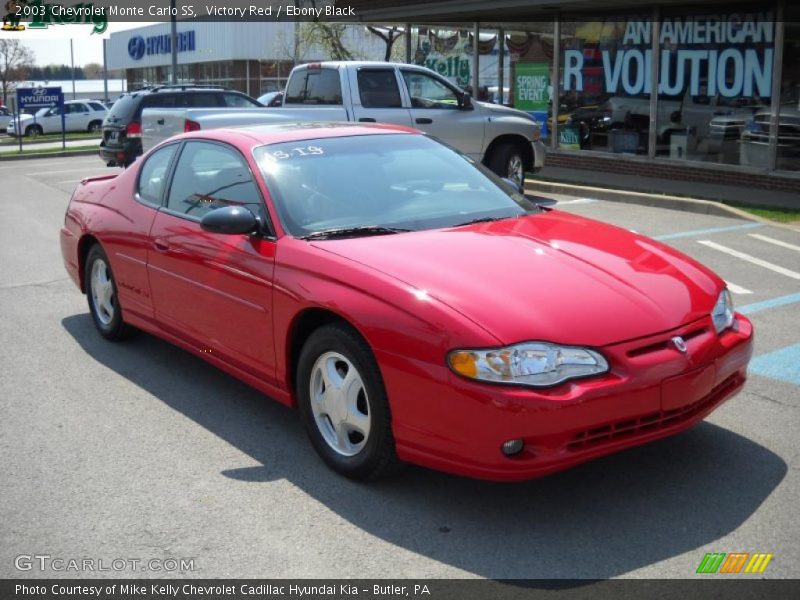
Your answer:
[127,31,196,60]
[17,87,64,109]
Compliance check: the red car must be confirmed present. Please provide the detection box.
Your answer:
[60,123,754,481]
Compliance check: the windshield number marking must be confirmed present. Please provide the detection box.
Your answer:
[271,145,324,160]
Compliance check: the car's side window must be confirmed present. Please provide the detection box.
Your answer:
[188,93,224,107]
[89,102,106,111]
[137,144,178,206]
[401,70,460,109]
[357,69,402,108]
[166,141,267,221]
[285,68,342,105]
[223,93,259,107]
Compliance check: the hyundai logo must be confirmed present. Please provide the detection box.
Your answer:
[671,336,688,354]
[32,88,47,96]
[128,36,146,61]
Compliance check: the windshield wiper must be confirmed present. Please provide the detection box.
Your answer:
[300,225,412,241]
[453,215,513,227]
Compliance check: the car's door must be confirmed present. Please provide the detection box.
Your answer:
[147,140,278,381]
[109,143,179,320]
[349,67,413,126]
[399,68,485,159]
[71,102,92,131]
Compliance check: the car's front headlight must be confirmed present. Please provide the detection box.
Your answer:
[712,288,735,334]
[448,342,609,388]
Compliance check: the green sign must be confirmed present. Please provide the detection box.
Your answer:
[514,62,550,111]
[559,125,581,150]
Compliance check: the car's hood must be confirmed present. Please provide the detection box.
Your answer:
[311,211,721,347]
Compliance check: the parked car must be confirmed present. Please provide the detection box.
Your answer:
[0,105,13,128]
[141,62,546,188]
[257,90,284,107]
[60,122,753,481]
[6,100,108,137]
[99,85,262,167]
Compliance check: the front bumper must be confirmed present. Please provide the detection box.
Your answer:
[382,314,753,481]
[531,140,546,172]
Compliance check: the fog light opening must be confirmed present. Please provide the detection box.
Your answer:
[502,439,525,456]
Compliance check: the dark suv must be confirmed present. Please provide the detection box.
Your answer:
[99,85,262,167]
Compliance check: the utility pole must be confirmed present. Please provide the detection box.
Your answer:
[170,0,178,84]
[102,38,109,102]
[70,39,76,99]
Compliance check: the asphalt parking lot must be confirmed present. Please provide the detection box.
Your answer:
[1,154,798,580]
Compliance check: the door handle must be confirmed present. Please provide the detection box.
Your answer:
[157,118,165,125]
[358,117,376,122]
[415,117,433,124]
[153,239,169,253]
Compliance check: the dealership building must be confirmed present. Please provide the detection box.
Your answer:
[108,1,799,193]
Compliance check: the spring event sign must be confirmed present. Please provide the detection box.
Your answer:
[514,62,551,112]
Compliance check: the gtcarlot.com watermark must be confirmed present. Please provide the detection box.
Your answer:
[15,554,195,573]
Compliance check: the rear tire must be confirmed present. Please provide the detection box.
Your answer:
[488,142,525,190]
[88,120,102,133]
[25,124,43,138]
[85,244,133,341]
[296,323,400,480]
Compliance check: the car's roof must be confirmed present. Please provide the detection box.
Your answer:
[179,121,420,147]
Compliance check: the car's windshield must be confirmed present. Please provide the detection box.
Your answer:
[254,133,538,238]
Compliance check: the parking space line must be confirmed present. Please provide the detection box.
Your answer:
[749,343,800,386]
[697,240,800,280]
[738,292,800,315]
[724,281,753,295]
[748,233,800,253]
[653,223,763,241]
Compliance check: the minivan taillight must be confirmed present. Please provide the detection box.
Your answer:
[184,119,201,133]
[126,122,142,138]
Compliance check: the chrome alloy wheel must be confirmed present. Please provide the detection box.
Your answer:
[90,258,115,326]
[309,351,371,457]
[507,154,524,189]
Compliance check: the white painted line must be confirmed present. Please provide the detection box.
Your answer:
[558,198,598,205]
[724,281,753,295]
[698,240,800,280]
[26,168,108,175]
[748,233,800,254]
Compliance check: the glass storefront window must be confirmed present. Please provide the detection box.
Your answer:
[656,7,774,166]
[775,21,800,171]
[560,18,651,154]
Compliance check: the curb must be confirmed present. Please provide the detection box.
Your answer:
[0,149,98,161]
[526,179,800,232]
[526,179,757,220]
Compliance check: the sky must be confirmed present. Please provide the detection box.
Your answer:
[2,22,155,67]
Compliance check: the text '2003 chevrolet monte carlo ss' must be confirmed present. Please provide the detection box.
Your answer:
[60,123,753,481]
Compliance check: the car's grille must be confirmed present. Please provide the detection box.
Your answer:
[626,325,707,358]
[566,373,742,451]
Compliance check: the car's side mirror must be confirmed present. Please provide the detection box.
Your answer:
[200,206,258,235]
[458,92,473,110]
[528,194,558,208]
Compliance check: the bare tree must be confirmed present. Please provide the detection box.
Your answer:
[83,62,104,79]
[304,22,356,61]
[0,39,34,105]
[366,26,405,61]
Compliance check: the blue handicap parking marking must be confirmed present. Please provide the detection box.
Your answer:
[653,222,763,241]
[739,292,800,315]
[749,344,800,386]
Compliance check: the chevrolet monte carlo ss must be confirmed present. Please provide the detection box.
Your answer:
[60,123,754,481]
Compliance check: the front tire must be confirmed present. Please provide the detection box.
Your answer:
[85,244,131,341]
[25,124,43,138]
[488,142,525,190]
[296,323,399,480]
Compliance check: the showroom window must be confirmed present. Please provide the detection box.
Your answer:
[776,20,799,172]
[656,6,775,166]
